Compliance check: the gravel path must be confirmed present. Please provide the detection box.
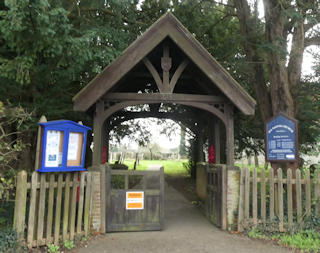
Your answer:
[77,179,292,253]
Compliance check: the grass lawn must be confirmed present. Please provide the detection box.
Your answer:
[121,159,189,175]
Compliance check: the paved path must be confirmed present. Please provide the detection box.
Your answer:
[78,181,292,253]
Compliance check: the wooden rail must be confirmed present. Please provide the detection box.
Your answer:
[13,171,93,248]
[238,168,320,232]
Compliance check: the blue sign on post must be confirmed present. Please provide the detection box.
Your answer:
[266,113,297,162]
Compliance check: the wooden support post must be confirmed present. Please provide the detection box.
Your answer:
[35,116,47,171]
[93,100,104,166]
[225,105,234,166]
[13,170,28,240]
[214,122,221,164]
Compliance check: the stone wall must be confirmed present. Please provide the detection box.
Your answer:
[90,170,102,231]
[226,167,240,230]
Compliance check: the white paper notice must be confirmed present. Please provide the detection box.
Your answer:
[67,133,79,161]
[45,130,60,167]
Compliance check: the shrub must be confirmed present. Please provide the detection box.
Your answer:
[0,228,23,253]
[111,163,128,170]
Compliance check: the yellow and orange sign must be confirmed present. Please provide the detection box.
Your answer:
[126,191,144,210]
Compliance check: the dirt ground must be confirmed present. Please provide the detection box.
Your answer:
[76,175,293,253]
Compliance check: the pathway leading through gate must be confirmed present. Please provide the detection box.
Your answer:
[79,177,292,253]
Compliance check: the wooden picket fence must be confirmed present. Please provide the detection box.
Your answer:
[13,170,93,248]
[238,167,320,232]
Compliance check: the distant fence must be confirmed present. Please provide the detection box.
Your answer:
[238,167,320,232]
[13,171,93,248]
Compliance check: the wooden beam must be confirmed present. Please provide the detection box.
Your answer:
[103,92,227,104]
[143,58,164,92]
[169,59,189,93]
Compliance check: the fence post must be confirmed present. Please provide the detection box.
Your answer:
[296,169,302,224]
[13,170,28,240]
[278,168,284,232]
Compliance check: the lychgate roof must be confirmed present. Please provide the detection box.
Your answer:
[73,12,256,115]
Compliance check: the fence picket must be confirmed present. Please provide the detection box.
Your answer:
[278,168,284,232]
[287,169,293,229]
[260,167,266,225]
[84,173,92,237]
[37,173,47,245]
[244,168,250,219]
[46,174,55,244]
[69,173,78,240]
[269,169,274,220]
[27,172,38,247]
[77,172,86,234]
[305,170,311,217]
[54,174,63,245]
[253,168,257,227]
[63,173,71,241]
[296,169,302,224]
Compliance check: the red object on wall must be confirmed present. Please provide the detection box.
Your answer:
[209,145,215,164]
[102,146,107,164]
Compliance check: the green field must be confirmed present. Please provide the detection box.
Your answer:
[122,159,189,175]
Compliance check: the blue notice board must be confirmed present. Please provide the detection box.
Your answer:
[266,114,297,162]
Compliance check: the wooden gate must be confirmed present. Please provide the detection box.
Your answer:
[105,166,164,232]
[206,164,227,230]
